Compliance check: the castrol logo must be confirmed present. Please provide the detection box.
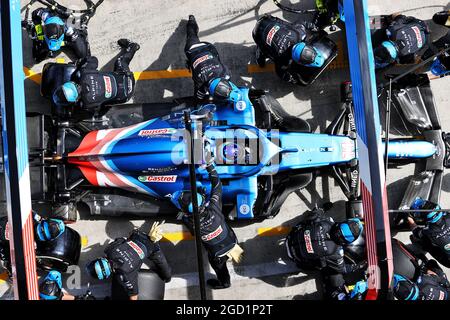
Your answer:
[138,175,177,183]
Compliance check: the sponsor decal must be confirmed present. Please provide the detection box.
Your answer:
[239,204,250,215]
[138,128,176,136]
[439,290,446,300]
[4,222,9,241]
[104,76,112,98]
[138,175,177,183]
[444,243,450,251]
[127,240,145,259]
[193,54,212,69]
[304,230,314,254]
[202,225,223,242]
[266,25,280,46]
[341,141,356,160]
[411,26,423,48]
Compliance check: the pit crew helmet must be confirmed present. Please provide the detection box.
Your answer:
[291,42,325,67]
[36,218,65,242]
[86,258,112,280]
[334,218,363,244]
[43,16,65,51]
[208,78,241,102]
[393,274,419,300]
[53,81,81,106]
[171,190,205,214]
[39,270,63,300]
[411,198,443,223]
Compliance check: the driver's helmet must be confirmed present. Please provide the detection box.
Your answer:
[171,190,205,214]
[39,270,63,300]
[86,258,112,280]
[333,218,363,244]
[393,274,420,300]
[36,218,65,242]
[208,78,241,102]
[411,198,443,223]
[52,81,80,106]
[291,42,325,68]
[374,41,398,69]
[42,16,65,51]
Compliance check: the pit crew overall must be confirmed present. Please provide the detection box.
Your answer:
[29,8,90,63]
[105,230,171,299]
[413,214,450,268]
[386,15,428,59]
[286,208,350,299]
[184,19,231,100]
[416,272,450,300]
[74,54,136,110]
[252,15,328,84]
[182,164,238,287]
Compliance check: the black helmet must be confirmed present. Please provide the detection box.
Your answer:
[170,190,205,213]
[393,274,419,300]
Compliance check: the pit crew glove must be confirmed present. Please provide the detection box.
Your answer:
[149,221,165,243]
[226,244,244,263]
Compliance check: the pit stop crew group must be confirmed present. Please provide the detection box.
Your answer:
[2,3,450,300]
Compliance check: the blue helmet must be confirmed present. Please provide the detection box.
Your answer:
[411,198,443,223]
[291,42,325,68]
[381,41,398,60]
[208,78,241,102]
[36,219,65,242]
[43,16,65,51]
[39,270,63,300]
[53,81,80,106]
[171,190,205,213]
[337,218,363,244]
[86,258,112,280]
[393,274,419,300]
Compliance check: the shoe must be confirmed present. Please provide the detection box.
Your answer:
[117,39,140,51]
[433,10,450,27]
[207,279,230,289]
[187,15,199,35]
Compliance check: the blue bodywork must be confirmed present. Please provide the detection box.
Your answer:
[66,88,437,219]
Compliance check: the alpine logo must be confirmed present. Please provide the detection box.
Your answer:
[138,175,177,183]
[138,128,176,136]
[202,225,223,242]
[104,76,112,98]
[304,230,314,253]
[266,25,280,46]
[411,26,423,48]
[127,240,145,259]
[193,54,212,69]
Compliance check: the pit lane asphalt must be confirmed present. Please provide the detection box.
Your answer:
[1,0,450,300]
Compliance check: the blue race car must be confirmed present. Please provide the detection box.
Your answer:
[20,63,446,223]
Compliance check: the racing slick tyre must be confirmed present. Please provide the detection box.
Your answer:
[111,270,166,300]
[36,226,81,272]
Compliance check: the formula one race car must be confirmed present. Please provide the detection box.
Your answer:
[3,64,447,224]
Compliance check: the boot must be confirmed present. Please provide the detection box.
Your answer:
[187,15,199,36]
[433,10,450,27]
[117,38,140,52]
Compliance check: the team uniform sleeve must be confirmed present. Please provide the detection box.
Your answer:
[148,248,172,282]
[206,164,222,209]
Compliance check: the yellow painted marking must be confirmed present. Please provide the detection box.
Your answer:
[257,226,290,237]
[161,231,194,243]
[56,58,65,63]
[23,42,349,86]
[23,67,42,85]
[133,69,192,80]
[81,236,88,248]
[0,271,9,284]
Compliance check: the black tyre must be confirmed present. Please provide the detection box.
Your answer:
[36,226,81,272]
